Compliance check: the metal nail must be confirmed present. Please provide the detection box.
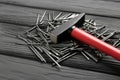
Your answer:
[59,46,70,51]
[82,50,98,62]
[36,26,49,36]
[39,10,47,23]
[97,29,108,38]
[46,25,50,32]
[91,25,105,33]
[57,52,72,62]
[50,53,60,60]
[37,31,49,45]
[27,33,41,42]
[52,52,72,66]
[113,38,120,46]
[17,35,46,62]
[30,45,46,63]
[60,13,72,20]
[48,13,51,21]
[115,42,120,47]
[41,47,61,68]
[66,14,79,20]
[55,52,77,63]
[50,47,61,56]
[15,42,43,45]
[81,51,90,60]
[96,25,106,31]
[48,22,55,29]
[102,31,116,41]
[83,20,92,30]
[42,46,60,60]
[85,19,92,27]
[23,26,36,34]
[34,46,43,53]
[36,14,41,25]
[52,11,55,20]
[54,12,63,20]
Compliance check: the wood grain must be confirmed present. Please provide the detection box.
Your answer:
[0,0,120,79]
[0,4,120,29]
[1,0,120,18]
[0,13,120,76]
[0,54,120,80]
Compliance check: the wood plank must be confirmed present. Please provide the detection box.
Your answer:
[0,54,120,80]
[1,0,120,18]
[0,4,43,26]
[0,4,120,29]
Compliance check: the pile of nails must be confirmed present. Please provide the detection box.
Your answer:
[17,10,120,69]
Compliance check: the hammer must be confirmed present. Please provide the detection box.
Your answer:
[50,13,120,61]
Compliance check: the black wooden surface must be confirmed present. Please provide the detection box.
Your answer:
[1,54,120,80]
[1,0,120,18]
[0,0,120,79]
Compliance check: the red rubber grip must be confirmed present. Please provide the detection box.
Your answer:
[71,27,120,61]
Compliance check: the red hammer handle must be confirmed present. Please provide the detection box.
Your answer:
[71,27,120,61]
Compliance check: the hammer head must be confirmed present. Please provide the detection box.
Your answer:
[50,13,85,43]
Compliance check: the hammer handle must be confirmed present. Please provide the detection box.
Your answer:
[71,27,120,61]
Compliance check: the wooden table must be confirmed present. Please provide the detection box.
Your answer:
[0,0,120,80]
